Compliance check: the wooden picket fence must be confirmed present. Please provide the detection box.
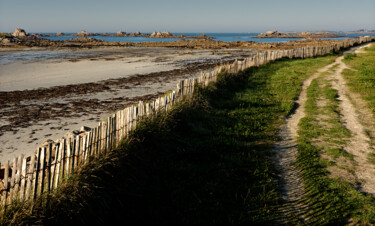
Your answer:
[0,36,374,209]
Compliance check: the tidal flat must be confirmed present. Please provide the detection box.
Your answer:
[0,46,257,161]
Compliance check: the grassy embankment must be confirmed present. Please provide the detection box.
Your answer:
[297,43,375,224]
[1,54,338,225]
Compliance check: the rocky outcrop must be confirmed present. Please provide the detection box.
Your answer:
[255,31,343,38]
[150,31,176,38]
[117,31,126,35]
[161,31,171,36]
[0,38,12,44]
[65,37,104,43]
[77,30,88,36]
[266,30,281,36]
[56,32,65,36]
[256,30,282,38]
[73,30,101,36]
[197,34,210,39]
[12,28,27,37]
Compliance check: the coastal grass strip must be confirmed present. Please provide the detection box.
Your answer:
[296,73,375,224]
[0,54,339,225]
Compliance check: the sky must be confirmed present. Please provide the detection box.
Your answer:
[0,0,374,33]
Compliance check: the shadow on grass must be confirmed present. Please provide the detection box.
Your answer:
[2,55,338,225]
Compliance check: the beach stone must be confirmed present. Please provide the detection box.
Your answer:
[12,28,27,37]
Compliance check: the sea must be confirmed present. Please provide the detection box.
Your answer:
[1,32,374,65]
[42,32,375,43]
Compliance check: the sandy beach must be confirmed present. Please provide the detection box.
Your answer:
[0,46,256,162]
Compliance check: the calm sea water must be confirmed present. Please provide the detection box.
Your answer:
[43,32,375,43]
[0,50,107,65]
[1,33,374,65]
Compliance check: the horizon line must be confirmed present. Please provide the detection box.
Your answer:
[2,28,375,34]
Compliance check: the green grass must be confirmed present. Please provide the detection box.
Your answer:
[344,53,357,60]
[343,43,375,117]
[297,69,375,224]
[0,55,338,225]
[322,83,351,140]
[368,153,375,165]
[326,148,354,160]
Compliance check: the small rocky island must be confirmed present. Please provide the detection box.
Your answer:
[255,30,343,38]
[41,29,208,39]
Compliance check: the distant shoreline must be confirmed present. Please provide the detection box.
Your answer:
[253,30,344,39]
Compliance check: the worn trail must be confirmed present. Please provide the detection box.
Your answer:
[274,44,375,223]
[274,58,337,222]
[330,44,375,195]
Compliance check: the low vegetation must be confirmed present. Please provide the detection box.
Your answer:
[3,53,360,225]
[297,61,375,224]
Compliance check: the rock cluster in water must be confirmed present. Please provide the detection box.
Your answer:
[12,28,27,37]
[2,27,368,50]
[1,28,31,45]
[150,31,174,37]
[256,30,342,38]
[47,29,202,39]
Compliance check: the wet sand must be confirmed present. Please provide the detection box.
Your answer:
[0,47,256,162]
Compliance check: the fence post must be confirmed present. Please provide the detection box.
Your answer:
[46,143,52,193]
[25,154,35,201]
[19,158,27,201]
[14,154,23,200]
[65,139,71,177]
[2,161,9,208]
[38,147,46,197]
[32,148,41,200]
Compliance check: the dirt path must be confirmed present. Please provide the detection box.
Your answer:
[330,44,375,195]
[274,60,337,222]
[274,44,375,222]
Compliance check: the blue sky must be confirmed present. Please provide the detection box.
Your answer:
[0,0,374,33]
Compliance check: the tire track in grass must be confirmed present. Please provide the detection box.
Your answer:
[274,44,375,224]
[330,44,375,195]
[274,59,338,223]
